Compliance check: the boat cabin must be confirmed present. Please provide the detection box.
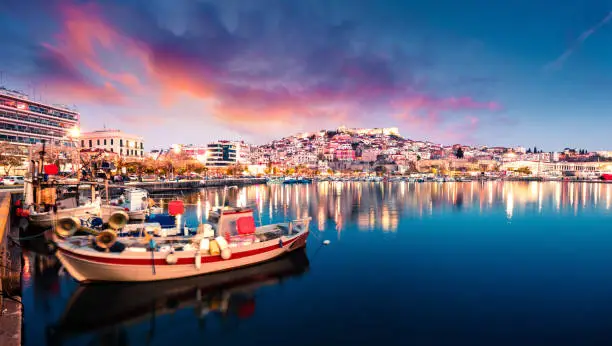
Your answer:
[207,206,257,238]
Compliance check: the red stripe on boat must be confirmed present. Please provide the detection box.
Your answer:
[58,233,308,266]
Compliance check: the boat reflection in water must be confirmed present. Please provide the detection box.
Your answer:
[46,249,309,346]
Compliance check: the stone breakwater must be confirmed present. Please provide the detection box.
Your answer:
[0,192,22,346]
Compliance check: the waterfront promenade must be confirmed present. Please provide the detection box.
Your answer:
[0,192,21,346]
[123,177,267,192]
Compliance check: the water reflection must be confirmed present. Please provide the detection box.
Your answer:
[22,181,612,345]
[164,182,612,235]
[43,250,309,346]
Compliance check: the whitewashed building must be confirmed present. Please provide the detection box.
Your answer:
[80,129,144,159]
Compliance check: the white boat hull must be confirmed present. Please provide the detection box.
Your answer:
[56,231,309,283]
[28,205,100,228]
[100,206,147,222]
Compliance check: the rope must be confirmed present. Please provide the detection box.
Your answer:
[8,232,46,241]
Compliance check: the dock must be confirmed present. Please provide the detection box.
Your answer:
[123,177,267,192]
[0,192,21,346]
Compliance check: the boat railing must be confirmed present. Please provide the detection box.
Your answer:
[287,217,312,235]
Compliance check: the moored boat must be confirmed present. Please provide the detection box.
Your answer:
[53,206,310,283]
[100,188,150,222]
[46,249,309,343]
[28,199,101,228]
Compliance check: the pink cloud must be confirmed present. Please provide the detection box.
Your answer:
[33,1,503,144]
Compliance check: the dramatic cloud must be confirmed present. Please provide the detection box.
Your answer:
[0,0,503,145]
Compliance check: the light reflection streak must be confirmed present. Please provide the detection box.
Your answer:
[187,181,610,243]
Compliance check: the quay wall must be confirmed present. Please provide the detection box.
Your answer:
[123,178,267,193]
[0,192,21,346]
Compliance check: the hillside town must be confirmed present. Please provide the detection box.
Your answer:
[158,126,612,180]
[0,85,611,181]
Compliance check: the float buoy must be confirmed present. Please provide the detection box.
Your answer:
[166,253,178,265]
[200,238,210,252]
[221,248,232,260]
[195,251,201,269]
[209,240,220,256]
[215,236,229,250]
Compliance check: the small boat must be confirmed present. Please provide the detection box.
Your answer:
[266,177,283,185]
[101,188,149,222]
[46,249,309,343]
[53,206,310,283]
[297,177,313,184]
[28,197,101,228]
[282,177,298,184]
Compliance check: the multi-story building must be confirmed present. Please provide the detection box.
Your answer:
[205,140,251,167]
[171,144,208,163]
[0,87,79,145]
[335,148,356,161]
[80,129,144,159]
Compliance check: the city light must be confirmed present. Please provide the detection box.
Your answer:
[68,126,80,138]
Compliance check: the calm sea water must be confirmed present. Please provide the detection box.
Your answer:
[22,181,612,346]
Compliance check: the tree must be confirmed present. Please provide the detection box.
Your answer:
[0,154,23,175]
[516,166,532,175]
[455,147,464,159]
[526,148,532,154]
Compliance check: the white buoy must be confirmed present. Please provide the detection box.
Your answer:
[200,238,210,251]
[221,248,232,260]
[195,251,201,270]
[166,253,178,264]
[323,240,330,245]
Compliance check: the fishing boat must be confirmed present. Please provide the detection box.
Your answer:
[53,206,310,283]
[46,249,309,343]
[26,183,102,228]
[100,188,150,222]
[266,177,284,185]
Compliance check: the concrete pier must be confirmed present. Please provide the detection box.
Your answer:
[0,192,21,346]
[123,177,267,193]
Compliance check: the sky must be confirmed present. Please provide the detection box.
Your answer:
[1,0,611,150]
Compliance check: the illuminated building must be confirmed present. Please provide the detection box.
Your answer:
[80,129,144,159]
[0,87,79,145]
[205,140,250,167]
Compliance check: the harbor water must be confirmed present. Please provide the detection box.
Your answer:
[22,181,612,345]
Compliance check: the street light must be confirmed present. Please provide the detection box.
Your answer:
[68,126,80,139]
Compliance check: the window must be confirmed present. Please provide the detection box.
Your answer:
[111,139,114,145]
[89,140,92,148]
[110,148,113,152]
[81,140,84,147]
[140,142,143,149]
[120,139,123,147]
[120,148,122,155]
[97,139,100,145]
[104,139,107,145]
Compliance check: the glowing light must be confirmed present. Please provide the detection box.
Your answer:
[196,195,202,222]
[68,126,80,138]
[506,188,514,220]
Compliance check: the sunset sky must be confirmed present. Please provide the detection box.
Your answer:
[1,0,611,150]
